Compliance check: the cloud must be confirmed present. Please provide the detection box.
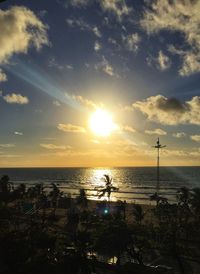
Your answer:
[147,51,171,71]
[0,144,15,148]
[3,93,29,104]
[141,0,200,76]
[0,154,21,158]
[121,125,136,133]
[65,0,132,22]
[100,0,132,21]
[14,131,23,136]
[66,18,101,37]
[94,41,101,52]
[0,6,49,64]
[190,135,200,142]
[95,56,117,77]
[70,0,91,7]
[0,69,7,82]
[133,95,200,125]
[163,149,189,157]
[72,95,99,109]
[172,132,186,138]
[40,143,71,150]
[157,51,171,70]
[93,26,101,38]
[179,52,200,77]
[48,57,74,71]
[66,64,74,70]
[190,148,200,158]
[57,123,86,133]
[145,128,167,136]
[122,33,141,52]
[53,100,61,107]
[48,57,64,70]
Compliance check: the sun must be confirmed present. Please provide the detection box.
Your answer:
[89,109,116,137]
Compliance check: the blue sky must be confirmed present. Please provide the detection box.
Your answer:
[0,0,199,167]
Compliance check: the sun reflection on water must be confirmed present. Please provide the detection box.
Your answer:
[88,168,119,201]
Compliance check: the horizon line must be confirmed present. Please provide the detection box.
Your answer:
[0,165,199,169]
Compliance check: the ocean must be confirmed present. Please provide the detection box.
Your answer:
[0,166,200,203]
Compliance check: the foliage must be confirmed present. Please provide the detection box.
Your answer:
[1,174,200,273]
[76,188,88,209]
[97,174,118,201]
[132,204,145,224]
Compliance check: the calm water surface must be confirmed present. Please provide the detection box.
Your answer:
[0,167,199,203]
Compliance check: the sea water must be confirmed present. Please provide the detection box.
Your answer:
[0,166,199,203]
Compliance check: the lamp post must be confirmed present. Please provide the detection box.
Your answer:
[153,138,166,194]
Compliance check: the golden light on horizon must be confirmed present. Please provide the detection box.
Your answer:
[89,109,116,137]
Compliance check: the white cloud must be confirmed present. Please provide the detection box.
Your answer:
[95,56,117,77]
[190,135,200,142]
[133,95,200,125]
[48,57,74,71]
[163,149,188,157]
[0,154,21,158]
[147,51,171,71]
[3,93,29,104]
[123,33,141,52]
[48,57,64,70]
[57,123,86,133]
[178,51,200,77]
[145,128,167,136]
[94,41,101,52]
[0,144,15,148]
[172,132,186,138]
[0,6,49,64]
[121,125,136,133]
[108,37,121,50]
[14,131,23,136]
[93,26,101,38]
[66,64,74,70]
[53,100,61,107]
[0,69,7,82]
[66,18,101,37]
[70,0,91,7]
[157,51,171,70]
[100,0,132,21]
[141,0,200,76]
[72,95,99,109]
[40,143,71,150]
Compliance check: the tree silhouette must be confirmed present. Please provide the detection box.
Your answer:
[132,204,145,225]
[97,174,118,203]
[49,183,62,218]
[190,188,200,221]
[177,187,191,207]
[0,175,12,204]
[76,188,88,210]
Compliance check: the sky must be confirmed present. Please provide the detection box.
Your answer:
[0,0,199,167]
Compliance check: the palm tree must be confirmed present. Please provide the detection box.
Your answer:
[177,187,191,207]
[97,175,118,204]
[0,175,12,204]
[150,192,168,206]
[190,188,200,219]
[49,183,62,217]
[76,188,88,210]
[115,200,126,220]
[16,183,26,199]
[176,187,191,238]
[132,204,145,225]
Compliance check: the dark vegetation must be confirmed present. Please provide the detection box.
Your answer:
[0,175,200,273]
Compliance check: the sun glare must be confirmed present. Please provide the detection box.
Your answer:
[89,109,116,137]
